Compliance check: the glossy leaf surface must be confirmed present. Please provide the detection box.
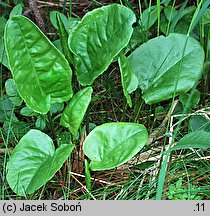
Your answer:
[118,55,138,107]
[83,122,148,171]
[5,16,73,114]
[60,87,93,136]
[127,33,204,104]
[69,4,136,85]
[6,129,74,196]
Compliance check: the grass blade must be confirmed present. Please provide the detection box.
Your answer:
[169,0,188,33]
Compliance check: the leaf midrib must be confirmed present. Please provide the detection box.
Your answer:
[16,21,45,96]
[149,46,200,90]
[96,129,145,162]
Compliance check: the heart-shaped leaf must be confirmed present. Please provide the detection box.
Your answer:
[69,4,136,85]
[127,33,204,104]
[60,87,93,136]
[5,15,73,114]
[6,129,74,196]
[83,122,148,171]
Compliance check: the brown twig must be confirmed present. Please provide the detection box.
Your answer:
[0,148,13,154]
[28,0,45,33]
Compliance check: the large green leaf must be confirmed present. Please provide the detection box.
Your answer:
[170,131,210,151]
[127,33,204,104]
[5,15,73,114]
[60,87,93,136]
[118,55,138,107]
[69,4,136,85]
[83,122,148,171]
[6,129,74,196]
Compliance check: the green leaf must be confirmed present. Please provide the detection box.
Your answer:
[9,3,23,18]
[84,159,92,192]
[50,11,69,31]
[127,33,204,104]
[20,106,38,117]
[0,97,18,123]
[179,89,200,110]
[164,6,178,21]
[202,8,210,25]
[3,120,30,140]
[69,4,136,85]
[50,11,80,34]
[68,17,81,33]
[53,39,62,52]
[170,131,210,151]
[5,15,73,114]
[141,6,163,30]
[161,6,198,35]
[6,129,74,196]
[83,122,148,171]
[0,2,11,7]
[124,26,145,53]
[169,0,188,33]
[60,87,93,136]
[56,14,74,64]
[113,26,145,62]
[118,55,138,107]
[0,17,9,69]
[189,115,210,132]
[5,78,23,106]
[50,103,64,114]
[35,116,46,130]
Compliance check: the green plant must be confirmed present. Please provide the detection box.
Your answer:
[166,178,203,200]
[1,2,208,198]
